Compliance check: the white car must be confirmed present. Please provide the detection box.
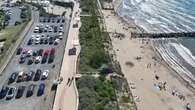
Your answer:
[54,39,60,45]
[35,35,41,44]
[27,50,33,57]
[59,27,63,32]
[35,56,42,63]
[41,70,49,80]
[34,26,39,33]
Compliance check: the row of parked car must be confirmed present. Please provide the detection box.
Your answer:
[34,23,64,34]
[0,83,45,100]
[16,48,56,65]
[27,33,63,46]
[39,17,65,24]
[8,69,49,84]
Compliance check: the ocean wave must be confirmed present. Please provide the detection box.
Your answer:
[118,0,195,33]
[153,40,195,87]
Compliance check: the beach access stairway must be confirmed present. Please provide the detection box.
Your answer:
[131,31,195,38]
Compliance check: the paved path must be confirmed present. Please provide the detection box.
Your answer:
[53,1,81,110]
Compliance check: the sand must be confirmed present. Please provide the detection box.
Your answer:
[102,10,195,110]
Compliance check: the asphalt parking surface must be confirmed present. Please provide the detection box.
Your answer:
[0,10,71,110]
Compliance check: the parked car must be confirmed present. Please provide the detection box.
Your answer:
[54,39,60,45]
[48,55,54,63]
[15,86,25,99]
[35,56,42,64]
[6,87,16,100]
[34,69,42,81]
[44,38,48,44]
[26,50,33,57]
[26,84,36,97]
[41,70,49,80]
[62,18,65,23]
[38,49,43,56]
[26,71,35,81]
[8,72,18,84]
[37,83,45,96]
[50,48,55,55]
[27,38,33,45]
[19,56,26,64]
[34,26,39,33]
[27,57,34,65]
[16,48,23,55]
[68,47,77,55]
[41,55,48,64]
[0,86,9,99]
[17,71,25,82]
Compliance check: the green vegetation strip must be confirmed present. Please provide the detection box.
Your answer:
[0,5,31,66]
[77,0,137,110]
[0,10,5,30]
[79,16,110,73]
[77,76,117,110]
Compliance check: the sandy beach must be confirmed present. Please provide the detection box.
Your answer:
[102,10,195,110]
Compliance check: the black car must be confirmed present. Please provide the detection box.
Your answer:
[0,86,9,99]
[16,48,23,55]
[48,55,54,63]
[38,49,43,56]
[54,26,58,33]
[15,86,25,99]
[44,38,48,44]
[68,47,77,55]
[40,38,44,44]
[41,55,48,64]
[33,51,38,56]
[19,56,26,64]
[26,84,36,97]
[47,18,50,22]
[26,71,35,81]
[27,58,34,65]
[8,72,18,84]
[6,87,16,100]
[57,19,60,23]
[37,83,45,96]
[34,69,42,81]
[62,18,65,23]
[27,38,33,45]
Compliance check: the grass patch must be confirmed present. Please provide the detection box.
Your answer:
[79,16,110,73]
[0,22,27,57]
[77,76,117,110]
[0,10,5,30]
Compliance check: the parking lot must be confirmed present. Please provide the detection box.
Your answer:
[0,10,71,110]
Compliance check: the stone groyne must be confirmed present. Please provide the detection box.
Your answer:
[132,32,195,38]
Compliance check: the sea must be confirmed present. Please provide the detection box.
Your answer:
[117,0,195,87]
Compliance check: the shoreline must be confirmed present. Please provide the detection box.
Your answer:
[102,3,195,109]
[114,3,195,91]
[151,40,195,92]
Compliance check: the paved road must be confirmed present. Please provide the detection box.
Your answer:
[0,9,71,110]
[53,1,81,110]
